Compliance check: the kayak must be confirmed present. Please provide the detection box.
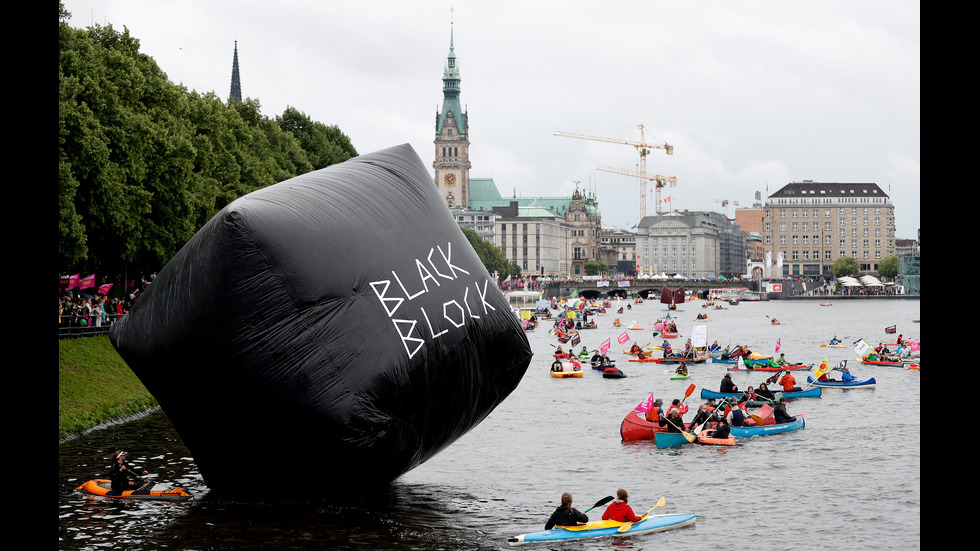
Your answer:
[76,479,193,501]
[620,410,667,441]
[806,376,876,388]
[655,431,693,449]
[696,429,736,446]
[670,372,691,380]
[701,387,821,399]
[821,344,846,348]
[860,359,903,366]
[628,357,660,363]
[727,363,810,372]
[654,355,710,364]
[551,369,583,378]
[603,367,627,379]
[507,513,697,546]
[729,416,805,437]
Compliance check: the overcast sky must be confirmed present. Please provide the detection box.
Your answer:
[62,0,920,238]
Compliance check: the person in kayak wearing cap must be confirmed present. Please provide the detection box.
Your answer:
[644,398,665,422]
[544,493,589,529]
[658,408,686,433]
[774,397,797,423]
[108,450,148,493]
[602,489,643,523]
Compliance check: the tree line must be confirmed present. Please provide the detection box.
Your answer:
[59,4,357,284]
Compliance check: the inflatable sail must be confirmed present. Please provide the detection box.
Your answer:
[110,144,532,498]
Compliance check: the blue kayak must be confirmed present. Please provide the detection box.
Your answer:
[507,513,697,546]
[700,387,821,399]
[729,416,805,437]
[805,376,876,388]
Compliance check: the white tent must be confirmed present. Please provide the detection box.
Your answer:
[859,275,884,286]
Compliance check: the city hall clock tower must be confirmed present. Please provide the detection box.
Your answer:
[433,12,470,209]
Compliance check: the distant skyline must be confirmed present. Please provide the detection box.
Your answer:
[62,0,920,238]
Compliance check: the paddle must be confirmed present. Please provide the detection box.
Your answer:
[582,495,615,514]
[617,497,667,532]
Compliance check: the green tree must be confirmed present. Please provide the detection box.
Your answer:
[830,257,860,278]
[59,4,352,281]
[460,228,521,279]
[877,255,899,280]
[277,107,358,170]
[583,261,608,276]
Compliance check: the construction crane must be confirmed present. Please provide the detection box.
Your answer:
[715,199,739,218]
[554,124,674,217]
[597,167,676,213]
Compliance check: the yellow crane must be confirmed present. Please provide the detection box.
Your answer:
[596,167,677,213]
[554,124,674,217]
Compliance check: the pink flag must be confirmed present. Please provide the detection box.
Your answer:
[775,338,781,353]
[617,331,630,345]
[909,339,920,352]
[633,393,656,414]
[600,337,611,355]
[97,283,113,295]
[68,274,80,290]
[78,274,96,289]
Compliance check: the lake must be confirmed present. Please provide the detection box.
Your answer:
[59,297,920,550]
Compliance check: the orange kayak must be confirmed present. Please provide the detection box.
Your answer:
[76,479,193,501]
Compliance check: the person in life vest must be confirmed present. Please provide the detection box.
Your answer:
[644,398,664,422]
[602,488,644,523]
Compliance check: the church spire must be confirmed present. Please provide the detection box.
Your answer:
[436,8,465,135]
[229,38,242,103]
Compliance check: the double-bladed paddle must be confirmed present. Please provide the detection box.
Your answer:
[582,495,615,514]
[617,497,667,532]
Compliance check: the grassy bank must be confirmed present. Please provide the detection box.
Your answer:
[59,335,157,442]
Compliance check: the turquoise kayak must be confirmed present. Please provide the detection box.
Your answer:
[655,431,692,449]
[729,416,805,437]
[507,513,697,546]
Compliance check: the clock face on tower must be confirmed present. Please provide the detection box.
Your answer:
[444,173,457,186]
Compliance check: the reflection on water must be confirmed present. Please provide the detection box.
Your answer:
[60,298,920,550]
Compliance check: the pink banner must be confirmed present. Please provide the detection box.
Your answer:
[67,274,80,290]
[633,393,656,414]
[78,274,96,290]
[617,331,630,345]
[775,338,781,353]
[600,338,611,354]
[97,283,114,295]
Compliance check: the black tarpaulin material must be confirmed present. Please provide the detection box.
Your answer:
[109,144,532,498]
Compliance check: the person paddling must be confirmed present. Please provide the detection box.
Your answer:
[545,493,589,529]
[107,450,148,494]
[601,489,643,523]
